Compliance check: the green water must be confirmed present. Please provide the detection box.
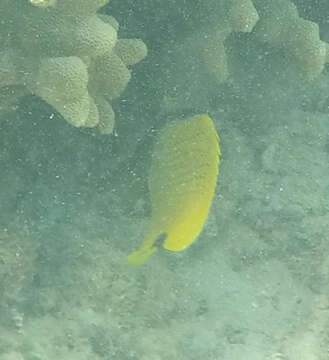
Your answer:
[0,0,328,359]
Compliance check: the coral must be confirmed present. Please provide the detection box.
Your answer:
[0,0,147,133]
[148,0,329,117]
[157,0,259,113]
[1,1,329,359]
[279,256,329,360]
[253,0,329,79]
[0,229,36,306]
[201,0,329,81]
[194,0,260,84]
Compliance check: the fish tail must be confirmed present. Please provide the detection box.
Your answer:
[127,246,157,266]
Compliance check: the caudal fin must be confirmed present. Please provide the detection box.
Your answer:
[127,246,157,266]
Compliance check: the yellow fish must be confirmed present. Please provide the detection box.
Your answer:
[128,114,220,265]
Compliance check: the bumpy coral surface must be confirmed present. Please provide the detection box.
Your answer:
[0,0,147,133]
[253,0,329,79]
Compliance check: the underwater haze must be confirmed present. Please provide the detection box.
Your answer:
[1,0,329,359]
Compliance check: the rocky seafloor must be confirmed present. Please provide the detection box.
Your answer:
[1,0,329,359]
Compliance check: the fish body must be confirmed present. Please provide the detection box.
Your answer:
[128,114,220,265]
